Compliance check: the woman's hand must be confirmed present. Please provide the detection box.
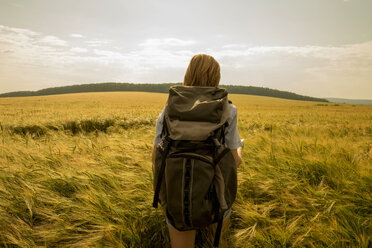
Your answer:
[231,146,242,167]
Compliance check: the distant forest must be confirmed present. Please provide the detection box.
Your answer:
[0,82,328,102]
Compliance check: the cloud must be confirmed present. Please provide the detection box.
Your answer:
[8,2,24,8]
[82,38,197,70]
[139,38,196,48]
[211,42,372,98]
[0,24,371,98]
[85,40,112,47]
[213,43,372,70]
[39,35,68,46]
[70,47,88,53]
[70,34,84,38]
[222,44,248,49]
[2,50,14,54]
[0,25,39,46]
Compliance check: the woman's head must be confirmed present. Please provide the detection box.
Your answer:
[183,54,220,87]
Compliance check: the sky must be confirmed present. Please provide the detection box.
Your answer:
[0,0,371,99]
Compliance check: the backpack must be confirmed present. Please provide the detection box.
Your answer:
[152,85,237,247]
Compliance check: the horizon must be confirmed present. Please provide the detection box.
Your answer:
[2,81,372,101]
[0,0,371,99]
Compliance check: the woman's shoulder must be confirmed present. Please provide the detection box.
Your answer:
[228,102,238,117]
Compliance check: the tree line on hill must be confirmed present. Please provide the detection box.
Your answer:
[0,82,328,102]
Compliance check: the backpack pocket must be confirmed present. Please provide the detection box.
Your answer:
[165,153,216,230]
[215,147,237,210]
[153,144,168,207]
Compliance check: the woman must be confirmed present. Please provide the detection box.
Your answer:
[152,54,243,248]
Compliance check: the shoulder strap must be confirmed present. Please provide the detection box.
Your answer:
[213,216,224,247]
[220,100,232,144]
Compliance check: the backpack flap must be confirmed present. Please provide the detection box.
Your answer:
[165,86,230,141]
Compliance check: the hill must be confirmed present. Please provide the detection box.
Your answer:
[0,82,328,102]
[326,97,372,105]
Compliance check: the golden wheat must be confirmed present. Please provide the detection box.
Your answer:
[0,92,371,247]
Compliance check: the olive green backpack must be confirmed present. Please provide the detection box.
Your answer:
[153,86,237,247]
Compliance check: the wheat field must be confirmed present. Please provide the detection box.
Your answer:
[0,92,371,248]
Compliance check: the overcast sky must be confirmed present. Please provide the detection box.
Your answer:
[0,0,371,99]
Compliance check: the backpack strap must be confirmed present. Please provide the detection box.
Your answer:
[211,120,229,148]
[221,121,228,145]
[214,147,231,165]
[217,99,232,145]
[213,216,224,247]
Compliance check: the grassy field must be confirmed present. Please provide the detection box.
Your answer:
[0,92,371,248]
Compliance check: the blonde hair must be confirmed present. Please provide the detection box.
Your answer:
[183,54,220,87]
